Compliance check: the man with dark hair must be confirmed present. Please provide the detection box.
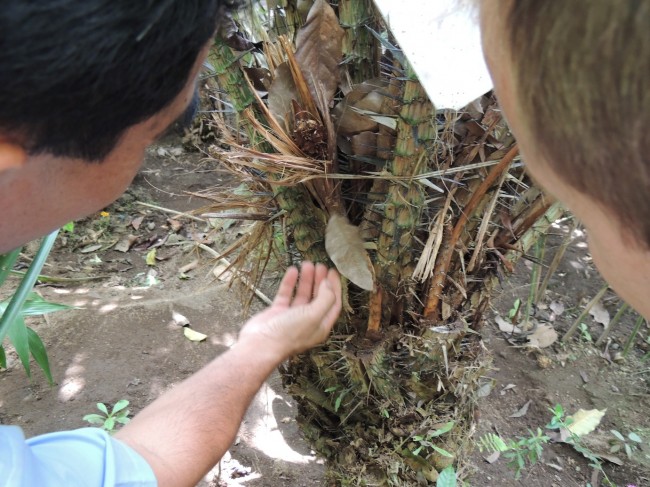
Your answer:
[0,2,342,486]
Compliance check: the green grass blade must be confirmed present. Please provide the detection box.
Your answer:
[7,316,30,377]
[26,327,54,385]
[0,248,22,287]
[0,230,59,344]
[0,345,5,369]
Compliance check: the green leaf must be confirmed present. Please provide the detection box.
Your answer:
[429,421,454,438]
[97,403,109,415]
[431,445,454,458]
[0,231,58,345]
[115,416,131,425]
[112,399,129,414]
[7,316,30,377]
[62,222,75,233]
[628,432,642,443]
[624,443,633,459]
[26,327,53,385]
[436,467,456,487]
[183,327,207,342]
[104,416,116,431]
[21,293,73,316]
[334,394,343,412]
[0,345,5,369]
[145,249,157,266]
[611,430,625,441]
[412,445,423,456]
[0,248,22,287]
[0,293,73,318]
[83,414,106,425]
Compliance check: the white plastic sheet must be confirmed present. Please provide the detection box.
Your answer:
[374,0,492,109]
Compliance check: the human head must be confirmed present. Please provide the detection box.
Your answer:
[479,1,650,318]
[0,1,236,251]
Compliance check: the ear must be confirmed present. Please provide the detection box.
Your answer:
[0,140,27,172]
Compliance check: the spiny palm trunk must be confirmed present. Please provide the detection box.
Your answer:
[203,1,560,484]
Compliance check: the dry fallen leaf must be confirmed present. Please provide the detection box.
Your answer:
[527,324,558,348]
[325,214,374,291]
[183,327,207,342]
[495,315,522,334]
[477,380,495,398]
[79,244,102,254]
[509,399,532,418]
[171,311,190,327]
[131,216,144,231]
[484,451,500,464]
[115,235,138,253]
[589,301,610,327]
[549,300,565,317]
[567,408,606,437]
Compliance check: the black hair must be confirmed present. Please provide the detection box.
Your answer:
[0,1,234,161]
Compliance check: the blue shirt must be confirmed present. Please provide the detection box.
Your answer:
[0,426,157,486]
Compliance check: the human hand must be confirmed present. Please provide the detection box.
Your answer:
[237,262,342,361]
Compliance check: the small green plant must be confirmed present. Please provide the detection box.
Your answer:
[83,400,131,433]
[411,421,455,458]
[578,322,593,342]
[609,429,643,459]
[508,298,522,323]
[0,231,71,385]
[545,404,615,486]
[478,428,549,479]
[324,386,348,413]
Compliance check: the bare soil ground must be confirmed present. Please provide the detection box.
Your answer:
[1,140,649,486]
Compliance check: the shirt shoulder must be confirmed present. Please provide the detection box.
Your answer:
[0,425,157,487]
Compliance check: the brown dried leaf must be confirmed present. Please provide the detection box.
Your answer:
[294,0,344,109]
[131,216,144,231]
[333,89,386,136]
[325,214,374,291]
[268,62,299,131]
[484,451,500,464]
[509,399,532,418]
[589,301,610,327]
[115,235,138,253]
[350,132,377,157]
[527,323,558,348]
[495,315,522,334]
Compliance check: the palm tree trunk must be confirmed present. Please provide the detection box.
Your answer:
[204,2,560,483]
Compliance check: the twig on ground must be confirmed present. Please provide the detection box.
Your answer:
[197,243,272,305]
[135,201,207,223]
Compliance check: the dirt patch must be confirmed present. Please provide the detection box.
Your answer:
[1,140,649,486]
[469,227,650,486]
